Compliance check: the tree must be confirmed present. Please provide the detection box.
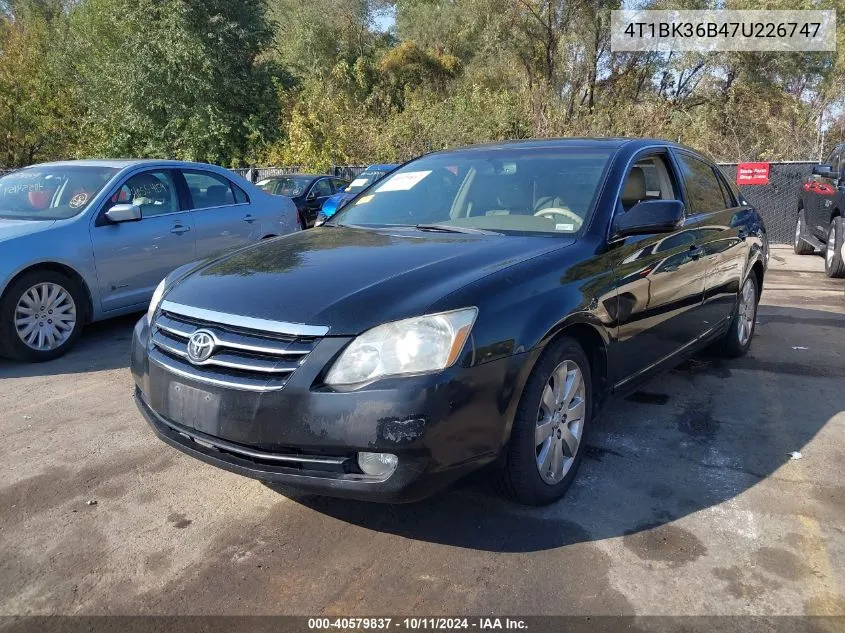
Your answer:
[0,0,81,167]
[67,0,281,165]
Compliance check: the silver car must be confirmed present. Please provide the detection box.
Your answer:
[0,159,300,362]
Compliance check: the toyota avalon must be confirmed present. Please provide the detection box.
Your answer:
[131,139,767,505]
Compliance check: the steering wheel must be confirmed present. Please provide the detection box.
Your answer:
[533,207,583,230]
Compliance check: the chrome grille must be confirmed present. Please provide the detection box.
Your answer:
[149,301,325,392]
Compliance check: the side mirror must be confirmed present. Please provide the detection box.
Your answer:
[105,203,142,223]
[306,191,317,201]
[615,200,684,237]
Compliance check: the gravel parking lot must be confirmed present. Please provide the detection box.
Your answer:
[1,246,843,617]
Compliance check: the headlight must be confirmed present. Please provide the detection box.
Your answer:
[146,278,167,325]
[325,307,478,386]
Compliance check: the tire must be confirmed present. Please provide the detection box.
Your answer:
[498,336,592,506]
[824,216,845,278]
[0,270,86,362]
[716,273,758,358]
[794,209,815,255]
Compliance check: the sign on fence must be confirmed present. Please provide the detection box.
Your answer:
[736,162,770,185]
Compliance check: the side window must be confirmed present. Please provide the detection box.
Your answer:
[310,178,333,198]
[675,153,730,214]
[715,170,737,208]
[105,170,180,218]
[620,155,678,211]
[824,148,840,171]
[233,183,250,204]
[183,170,236,209]
[833,149,844,174]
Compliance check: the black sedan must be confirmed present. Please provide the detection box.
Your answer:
[131,138,767,506]
[256,174,349,228]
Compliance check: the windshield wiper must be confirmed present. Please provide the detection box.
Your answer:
[414,224,500,235]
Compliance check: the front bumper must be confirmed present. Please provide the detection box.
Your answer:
[131,317,531,502]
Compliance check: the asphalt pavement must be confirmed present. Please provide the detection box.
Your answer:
[1,246,843,617]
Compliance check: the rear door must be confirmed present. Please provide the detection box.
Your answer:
[672,151,747,327]
[90,169,196,312]
[607,152,709,384]
[181,169,259,258]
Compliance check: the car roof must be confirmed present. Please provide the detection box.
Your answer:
[259,173,333,180]
[429,137,691,154]
[365,164,398,170]
[26,159,231,170]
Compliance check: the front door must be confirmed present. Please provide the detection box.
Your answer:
[303,177,334,226]
[90,169,196,312]
[606,154,709,386]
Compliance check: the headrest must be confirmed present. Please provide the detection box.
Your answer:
[622,167,646,206]
[206,185,228,204]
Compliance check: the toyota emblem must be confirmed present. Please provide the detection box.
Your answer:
[186,330,215,364]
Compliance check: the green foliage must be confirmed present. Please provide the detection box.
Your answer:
[66,0,280,165]
[3,0,845,169]
[0,1,82,166]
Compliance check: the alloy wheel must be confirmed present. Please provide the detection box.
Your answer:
[535,359,586,484]
[827,225,836,268]
[737,277,756,346]
[14,282,77,351]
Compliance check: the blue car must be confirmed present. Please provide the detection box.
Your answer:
[0,160,299,362]
[315,164,398,226]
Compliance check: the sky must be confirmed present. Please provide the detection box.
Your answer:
[373,4,396,33]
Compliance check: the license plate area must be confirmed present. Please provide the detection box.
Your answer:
[167,382,221,435]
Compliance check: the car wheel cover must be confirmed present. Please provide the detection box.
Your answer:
[14,282,77,352]
[737,277,756,347]
[535,359,586,484]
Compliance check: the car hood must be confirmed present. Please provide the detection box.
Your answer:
[0,218,56,242]
[165,226,573,335]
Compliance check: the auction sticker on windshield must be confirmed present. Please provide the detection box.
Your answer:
[349,177,370,188]
[376,171,431,192]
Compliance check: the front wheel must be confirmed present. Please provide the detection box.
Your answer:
[0,271,86,362]
[824,216,845,278]
[794,209,815,255]
[498,336,591,506]
[716,274,758,358]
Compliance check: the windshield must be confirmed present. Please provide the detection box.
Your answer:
[0,166,119,221]
[332,148,612,235]
[257,176,312,197]
[343,169,394,195]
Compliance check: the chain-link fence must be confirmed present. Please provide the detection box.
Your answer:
[231,165,368,182]
[717,162,814,245]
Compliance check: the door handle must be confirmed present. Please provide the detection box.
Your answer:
[688,245,703,260]
[170,224,191,235]
[243,214,256,223]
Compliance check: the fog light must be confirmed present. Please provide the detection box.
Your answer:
[357,452,398,477]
